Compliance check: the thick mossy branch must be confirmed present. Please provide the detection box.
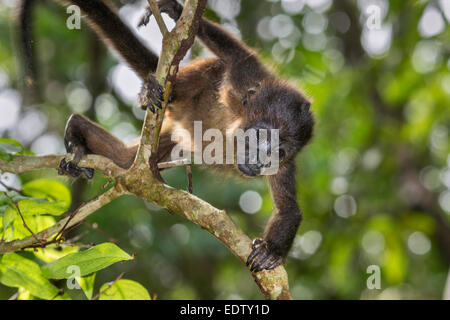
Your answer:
[0,0,292,300]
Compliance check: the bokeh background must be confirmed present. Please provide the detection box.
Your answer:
[1,0,450,299]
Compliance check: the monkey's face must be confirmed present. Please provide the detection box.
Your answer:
[236,120,285,176]
[237,83,314,177]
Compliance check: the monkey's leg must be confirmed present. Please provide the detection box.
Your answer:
[246,162,302,272]
[59,114,137,178]
[66,0,158,79]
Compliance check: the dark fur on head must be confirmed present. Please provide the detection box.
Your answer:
[243,79,314,163]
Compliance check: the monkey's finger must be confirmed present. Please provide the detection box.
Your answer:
[147,104,156,113]
[250,249,269,272]
[157,86,164,101]
[254,255,277,272]
[246,245,263,266]
[266,257,283,271]
[149,94,163,109]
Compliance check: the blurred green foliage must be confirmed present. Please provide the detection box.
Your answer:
[0,0,449,299]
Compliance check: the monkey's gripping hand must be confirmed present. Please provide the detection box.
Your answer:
[246,239,284,272]
[138,0,183,27]
[138,74,164,113]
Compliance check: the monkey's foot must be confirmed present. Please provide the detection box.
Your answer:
[138,0,183,27]
[246,239,283,272]
[58,158,94,179]
[138,75,164,113]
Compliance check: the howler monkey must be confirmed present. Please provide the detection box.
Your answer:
[19,0,314,272]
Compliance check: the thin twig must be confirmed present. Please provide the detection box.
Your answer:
[3,191,44,245]
[158,158,191,169]
[0,179,22,193]
[186,164,193,193]
[53,179,114,242]
[91,272,125,300]
[147,0,169,37]
[82,222,118,243]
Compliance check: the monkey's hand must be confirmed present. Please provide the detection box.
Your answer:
[138,0,183,27]
[138,74,165,113]
[246,238,284,272]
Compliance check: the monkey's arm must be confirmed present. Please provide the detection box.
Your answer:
[63,0,158,79]
[153,1,268,91]
[247,162,302,272]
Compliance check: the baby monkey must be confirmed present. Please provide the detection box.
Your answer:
[34,0,314,272]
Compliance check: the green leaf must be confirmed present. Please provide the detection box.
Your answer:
[0,253,61,300]
[2,213,56,242]
[32,245,79,264]
[0,141,22,161]
[0,139,32,161]
[77,273,96,300]
[8,199,69,216]
[98,279,151,300]
[22,179,71,206]
[41,243,133,280]
[0,182,71,234]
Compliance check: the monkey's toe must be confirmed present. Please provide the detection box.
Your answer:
[58,158,94,179]
[138,75,164,113]
[246,239,283,272]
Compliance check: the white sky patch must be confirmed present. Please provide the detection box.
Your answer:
[65,82,92,114]
[361,23,392,58]
[441,168,450,189]
[418,5,445,38]
[334,194,357,218]
[270,14,295,39]
[361,148,382,170]
[209,0,241,20]
[13,109,48,145]
[407,231,431,255]
[0,68,9,89]
[412,40,442,74]
[0,172,22,191]
[302,12,328,34]
[31,133,65,155]
[439,0,450,22]
[290,230,323,260]
[362,230,385,255]
[306,0,332,13]
[239,190,263,214]
[439,190,450,214]
[0,89,21,131]
[109,63,142,106]
[281,0,306,15]
[330,176,349,195]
